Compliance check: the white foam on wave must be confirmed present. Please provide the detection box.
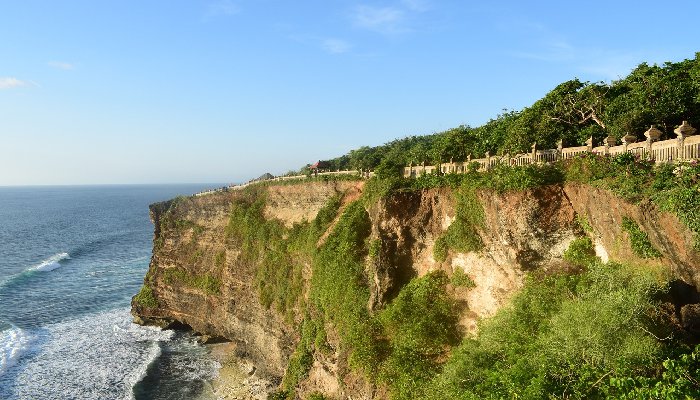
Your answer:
[2,308,175,400]
[126,341,162,400]
[0,325,33,375]
[29,252,70,272]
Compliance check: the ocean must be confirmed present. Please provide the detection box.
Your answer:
[0,185,222,400]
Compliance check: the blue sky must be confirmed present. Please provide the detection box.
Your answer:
[1,0,698,185]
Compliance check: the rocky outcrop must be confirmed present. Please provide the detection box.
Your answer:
[132,181,700,398]
[132,181,362,381]
[564,183,700,286]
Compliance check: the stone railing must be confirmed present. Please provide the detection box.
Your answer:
[404,121,699,178]
[194,169,368,196]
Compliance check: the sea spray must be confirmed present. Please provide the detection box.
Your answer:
[29,252,70,272]
[0,184,219,399]
[0,324,33,375]
[0,252,70,290]
[0,308,217,400]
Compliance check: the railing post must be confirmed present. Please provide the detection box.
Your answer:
[604,136,616,156]
[585,136,594,153]
[644,125,662,160]
[556,139,563,161]
[531,142,537,164]
[674,121,696,160]
[622,133,637,154]
[485,151,491,171]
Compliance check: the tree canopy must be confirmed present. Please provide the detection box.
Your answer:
[307,53,700,175]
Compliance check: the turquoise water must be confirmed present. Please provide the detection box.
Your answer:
[0,185,221,400]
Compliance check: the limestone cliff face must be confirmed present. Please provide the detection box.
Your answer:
[132,181,363,381]
[132,181,700,398]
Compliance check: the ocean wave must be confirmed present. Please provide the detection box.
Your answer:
[28,252,70,272]
[0,253,71,291]
[0,324,33,375]
[0,308,197,400]
[126,342,162,400]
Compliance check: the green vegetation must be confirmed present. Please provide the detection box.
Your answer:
[162,268,221,294]
[214,250,226,268]
[424,261,673,400]
[310,201,382,372]
[216,54,700,398]
[653,160,700,248]
[225,177,700,399]
[243,173,362,190]
[133,284,158,308]
[434,186,485,262]
[576,213,594,233]
[450,268,476,288]
[225,192,342,320]
[622,216,662,259]
[563,236,598,267]
[312,55,700,173]
[608,346,700,399]
[282,318,323,391]
[377,271,460,399]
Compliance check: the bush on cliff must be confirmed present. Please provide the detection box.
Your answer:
[225,191,343,321]
[424,261,671,399]
[310,201,385,372]
[377,271,461,399]
[133,285,158,308]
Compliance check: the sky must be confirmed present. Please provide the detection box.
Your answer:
[1,0,699,185]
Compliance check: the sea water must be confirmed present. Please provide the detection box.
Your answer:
[0,185,221,400]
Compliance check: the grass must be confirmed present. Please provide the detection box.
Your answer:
[563,236,597,267]
[450,268,476,288]
[423,261,672,400]
[433,186,484,262]
[621,216,662,259]
[134,284,158,308]
[162,268,221,294]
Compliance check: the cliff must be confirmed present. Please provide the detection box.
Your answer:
[132,180,700,399]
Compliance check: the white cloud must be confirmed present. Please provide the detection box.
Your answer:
[48,61,75,70]
[322,38,352,54]
[0,77,28,90]
[206,0,239,17]
[350,1,431,35]
[401,0,430,12]
[352,5,405,34]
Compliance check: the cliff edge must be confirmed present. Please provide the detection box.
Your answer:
[132,179,700,398]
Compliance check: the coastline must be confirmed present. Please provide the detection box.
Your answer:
[204,341,272,400]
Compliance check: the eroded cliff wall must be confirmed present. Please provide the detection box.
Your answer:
[132,181,700,398]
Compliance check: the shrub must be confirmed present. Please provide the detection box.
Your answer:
[433,185,484,261]
[485,163,563,192]
[162,268,221,294]
[621,216,662,259]
[310,201,384,372]
[424,261,670,399]
[576,213,594,233]
[134,285,158,308]
[282,319,319,392]
[450,268,476,288]
[605,345,700,399]
[379,272,460,399]
[563,236,597,267]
